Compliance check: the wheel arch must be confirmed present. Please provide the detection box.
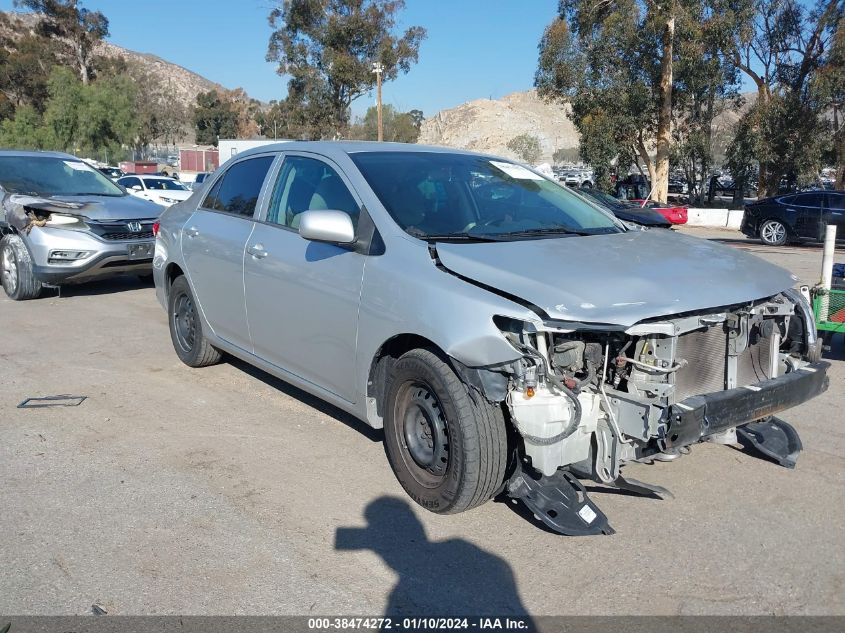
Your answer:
[366,333,445,427]
[164,262,185,297]
[365,332,515,428]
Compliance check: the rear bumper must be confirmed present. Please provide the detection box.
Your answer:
[663,361,830,448]
[740,211,758,237]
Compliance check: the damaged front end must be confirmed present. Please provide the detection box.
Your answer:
[483,290,829,535]
[1,194,86,234]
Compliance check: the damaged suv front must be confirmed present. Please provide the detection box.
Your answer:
[0,151,163,300]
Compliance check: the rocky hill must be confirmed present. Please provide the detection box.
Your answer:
[419,90,579,162]
[1,11,222,119]
[419,89,755,165]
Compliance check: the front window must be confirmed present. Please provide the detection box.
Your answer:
[266,156,360,229]
[142,178,188,191]
[350,151,621,240]
[0,155,125,197]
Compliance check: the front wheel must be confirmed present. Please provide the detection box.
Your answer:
[1,234,42,300]
[759,219,788,246]
[383,348,508,514]
[168,275,222,367]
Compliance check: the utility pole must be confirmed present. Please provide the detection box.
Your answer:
[372,61,384,142]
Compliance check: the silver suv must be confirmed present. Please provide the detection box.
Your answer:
[153,142,828,535]
[0,151,164,300]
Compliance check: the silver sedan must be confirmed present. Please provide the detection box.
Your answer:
[153,142,828,535]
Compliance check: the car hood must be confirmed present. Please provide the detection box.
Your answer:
[146,190,192,201]
[435,230,797,327]
[42,194,162,220]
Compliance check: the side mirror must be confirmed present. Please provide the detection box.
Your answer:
[131,185,143,192]
[298,210,355,244]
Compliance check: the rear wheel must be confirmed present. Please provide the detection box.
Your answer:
[1,234,42,300]
[168,275,221,367]
[383,348,508,514]
[760,219,788,246]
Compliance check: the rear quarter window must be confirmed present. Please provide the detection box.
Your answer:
[201,156,275,217]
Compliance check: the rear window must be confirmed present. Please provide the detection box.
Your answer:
[202,156,274,217]
[828,193,845,210]
[794,192,823,207]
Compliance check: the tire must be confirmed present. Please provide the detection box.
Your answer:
[167,275,222,367]
[1,234,42,300]
[759,219,788,246]
[383,348,508,514]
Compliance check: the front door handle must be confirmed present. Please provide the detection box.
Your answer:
[247,243,268,259]
[185,226,199,238]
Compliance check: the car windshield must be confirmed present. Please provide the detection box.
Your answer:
[350,152,622,240]
[0,155,125,197]
[143,178,187,191]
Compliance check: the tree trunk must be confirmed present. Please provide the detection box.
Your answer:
[836,105,844,191]
[636,131,656,187]
[755,88,771,198]
[653,12,675,204]
[700,90,715,205]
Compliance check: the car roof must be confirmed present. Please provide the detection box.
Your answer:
[0,149,83,160]
[228,140,512,163]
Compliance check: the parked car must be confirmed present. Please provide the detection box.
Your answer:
[190,172,212,191]
[615,174,651,201]
[98,166,125,181]
[741,190,845,246]
[561,170,593,188]
[638,200,688,224]
[117,175,192,207]
[623,197,688,225]
[0,150,163,300]
[667,175,688,195]
[153,142,828,535]
[576,188,672,228]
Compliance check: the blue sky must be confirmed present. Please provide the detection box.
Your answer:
[0,0,560,118]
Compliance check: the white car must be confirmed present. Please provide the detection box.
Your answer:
[117,175,192,207]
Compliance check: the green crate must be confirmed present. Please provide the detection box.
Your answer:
[814,289,845,333]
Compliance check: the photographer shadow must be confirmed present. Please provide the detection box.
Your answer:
[336,497,532,619]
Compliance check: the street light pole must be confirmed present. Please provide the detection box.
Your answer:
[372,62,384,142]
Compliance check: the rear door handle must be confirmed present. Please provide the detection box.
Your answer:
[185,226,199,238]
[247,243,268,259]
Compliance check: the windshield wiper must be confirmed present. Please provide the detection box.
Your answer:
[410,231,504,242]
[64,192,123,197]
[499,227,584,238]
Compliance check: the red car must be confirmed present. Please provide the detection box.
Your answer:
[631,200,688,225]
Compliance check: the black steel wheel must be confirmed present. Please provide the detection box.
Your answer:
[384,348,508,514]
[168,275,221,367]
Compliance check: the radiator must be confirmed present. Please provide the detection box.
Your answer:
[673,325,774,402]
[674,326,728,401]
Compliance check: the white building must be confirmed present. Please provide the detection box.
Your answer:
[217,139,283,163]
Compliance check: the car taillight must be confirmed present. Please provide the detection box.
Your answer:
[152,221,160,237]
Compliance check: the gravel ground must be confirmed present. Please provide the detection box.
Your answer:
[1,226,843,616]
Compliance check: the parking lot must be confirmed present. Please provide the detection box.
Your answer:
[1,226,843,616]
